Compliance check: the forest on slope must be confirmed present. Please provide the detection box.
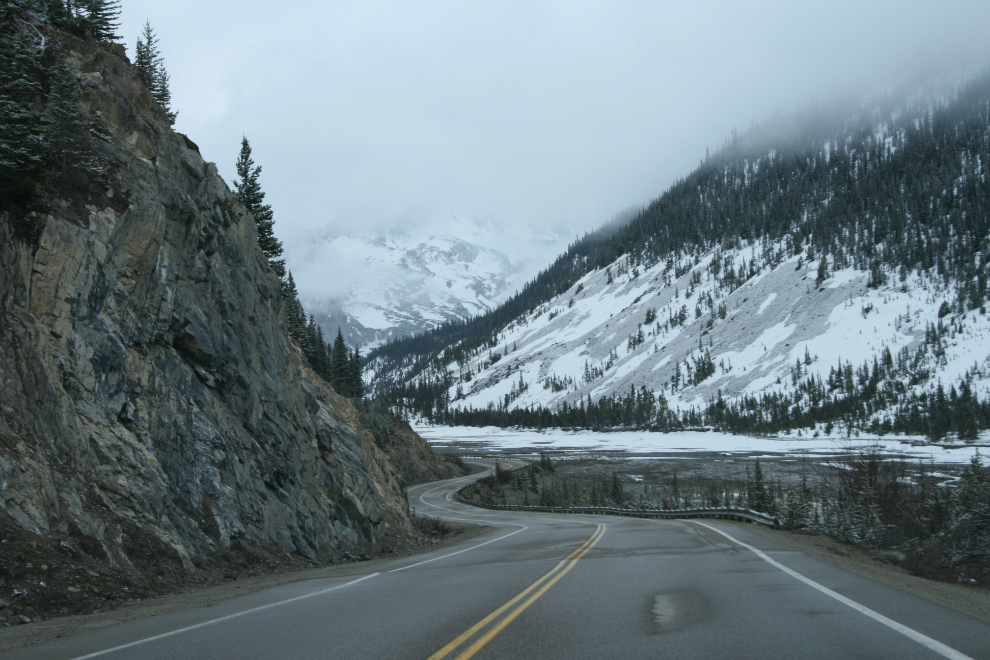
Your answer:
[367,73,990,439]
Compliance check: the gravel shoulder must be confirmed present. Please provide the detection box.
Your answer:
[0,521,487,653]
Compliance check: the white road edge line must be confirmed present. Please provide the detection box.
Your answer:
[388,527,527,573]
[393,459,533,572]
[66,572,380,660]
[691,521,973,660]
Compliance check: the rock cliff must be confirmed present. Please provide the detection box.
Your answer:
[0,29,458,598]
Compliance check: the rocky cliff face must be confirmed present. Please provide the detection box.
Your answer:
[0,31,457,591]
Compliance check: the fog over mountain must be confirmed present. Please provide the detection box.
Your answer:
[114,1,990,319]
[289,217,578,348]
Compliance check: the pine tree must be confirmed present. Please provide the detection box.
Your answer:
[233,136,285,277]
[610,472,623,504]
[133,21,157,89]
[43,44,101,185]
[280,272,306,342]
[312,323,327,377]
[815,255,828,286]
[955,381,979,441]
[133,21,175,124]
[331,329,349,396]
[348,345,364,398]
[153,64,174,123]
[0,12,45,202]
[80,0,121,42]
[749,458,770,512]
[324,339,334,383]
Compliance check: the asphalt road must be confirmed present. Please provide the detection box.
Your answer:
[3,459,989,659]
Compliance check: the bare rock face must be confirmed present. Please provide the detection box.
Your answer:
[0,35,452,578]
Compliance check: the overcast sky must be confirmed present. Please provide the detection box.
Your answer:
[118,1,990,275]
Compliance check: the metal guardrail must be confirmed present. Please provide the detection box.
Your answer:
[455,492,781,527]
[452,457,781,528]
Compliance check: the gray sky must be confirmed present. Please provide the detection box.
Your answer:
[119,1,990,272]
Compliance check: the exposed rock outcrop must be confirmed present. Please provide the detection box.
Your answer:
[0,30,457,587]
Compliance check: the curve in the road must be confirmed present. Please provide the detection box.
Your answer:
[2,457,987,660]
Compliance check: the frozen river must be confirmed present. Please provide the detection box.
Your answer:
[416,425,988,464]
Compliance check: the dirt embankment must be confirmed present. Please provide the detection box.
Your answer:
[0,515,484,653]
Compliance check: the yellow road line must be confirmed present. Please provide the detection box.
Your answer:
[428,524,606,660]
[426,525,599,659]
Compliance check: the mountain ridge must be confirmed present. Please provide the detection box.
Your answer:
[369,73,990,440]
[294,230,524,349]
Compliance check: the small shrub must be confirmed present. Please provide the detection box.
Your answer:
[413,514,450,536]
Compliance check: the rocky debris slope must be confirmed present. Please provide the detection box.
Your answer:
[0,31,460,622]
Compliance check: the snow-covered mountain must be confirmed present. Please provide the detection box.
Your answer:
[290,231,524,349]
[408,243,988,433]
[368,74,990,440]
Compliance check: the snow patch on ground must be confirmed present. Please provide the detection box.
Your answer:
[417,425,986,463]
[418,237,990,436]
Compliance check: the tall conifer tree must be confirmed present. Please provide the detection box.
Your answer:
[0,13,45,202]
[44,44,104,184]
[81,0,121,42]
[134,21,175,124]
[233,136,285,277]
[348,345,364,398]
[332,329,348,395]
[280,272,306,341]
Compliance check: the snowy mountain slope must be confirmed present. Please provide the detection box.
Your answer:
[368,74,990,437]
[291,231,522,348]
[420,241,989,429]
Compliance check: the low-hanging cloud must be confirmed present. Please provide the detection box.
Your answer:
[119,1,990,278]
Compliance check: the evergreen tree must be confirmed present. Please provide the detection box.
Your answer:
[955,381,979,441]
[43,44,102,185]
[610,472,624,504]
[153,64,174,123]
[1,12,107,206]
[274,272,342,389]
[79,0,120,42]
[748,458,771,512]
[17,0,120,40]
[815,255,828,286]
[348,345,364,398]
[312,323,327,377]
[133,21,175,124]
[133,20,157,89]
[233,136,285,277]
[331,328,348,395]
[280,272,306,342]
[0,11,45,203]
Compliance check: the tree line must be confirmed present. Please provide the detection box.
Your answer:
[463,449,990,586]
[231,136,364,398]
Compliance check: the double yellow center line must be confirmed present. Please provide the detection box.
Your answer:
[428,523,606,660]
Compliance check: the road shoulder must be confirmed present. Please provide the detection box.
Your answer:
[0,521,487,654]
[740,523,990,625]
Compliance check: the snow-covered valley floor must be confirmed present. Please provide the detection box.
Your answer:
[417,424,988,464]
